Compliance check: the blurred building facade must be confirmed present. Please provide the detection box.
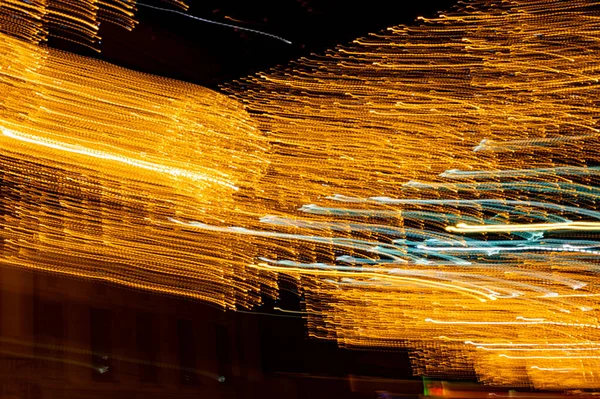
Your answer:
[0,266,258,399]
[0,267,422,399]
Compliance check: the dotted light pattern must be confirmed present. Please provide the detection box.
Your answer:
[222,0,600,389]
[0,32,274,309]
[0,0,187,48]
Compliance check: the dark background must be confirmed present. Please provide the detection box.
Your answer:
[51,0,458,88]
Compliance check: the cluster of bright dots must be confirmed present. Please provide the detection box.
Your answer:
[2,0,600,390]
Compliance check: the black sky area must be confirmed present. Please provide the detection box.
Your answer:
[50,0,458,89]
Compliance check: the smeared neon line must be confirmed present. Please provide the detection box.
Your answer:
[418,243,600,256]
[137,3,292,44]
[1,127,239,190]
[403,181,600,200]
[474,133,600,152]
[447,221,600,233]
[328,195,600,220]
[441,166,600,179]
[530,366,578,372]
[426,319,600,329]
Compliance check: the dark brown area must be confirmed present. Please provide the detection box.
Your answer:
[0,267,420,398]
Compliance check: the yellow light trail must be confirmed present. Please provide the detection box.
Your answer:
[447,222,600,233]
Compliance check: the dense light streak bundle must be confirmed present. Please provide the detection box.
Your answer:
[0,0,187,48]
[223,0,600,389]
[0,32,273,308]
